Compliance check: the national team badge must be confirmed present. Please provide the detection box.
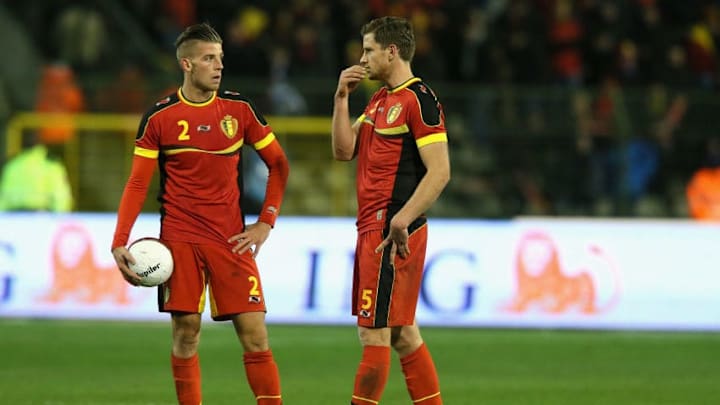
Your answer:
[220,115,239,139]
[386,103,402,124]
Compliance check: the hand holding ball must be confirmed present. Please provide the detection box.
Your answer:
[128,238,174,287]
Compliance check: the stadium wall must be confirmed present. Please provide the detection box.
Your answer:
[0,213,718,331]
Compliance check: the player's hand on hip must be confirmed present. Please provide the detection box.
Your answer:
[335,65,366,98]
[375,223,410,266]
[111,246,143,286]
[229,221,271,259]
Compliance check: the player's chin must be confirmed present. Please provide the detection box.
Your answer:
[206,79,221,90]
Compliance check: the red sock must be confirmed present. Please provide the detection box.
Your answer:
[400,344,442,404]
[351,345,391,405]
[171,353,202,405]
[244,350,282,404]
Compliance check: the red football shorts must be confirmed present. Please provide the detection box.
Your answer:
[158,240,266,320]
[352,222,428,328]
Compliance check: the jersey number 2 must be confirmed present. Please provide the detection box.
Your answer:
[248,276,260,296]
[177,120,190,141]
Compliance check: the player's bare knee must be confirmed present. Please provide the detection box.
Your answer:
[171,313,201,356]
[390,325,423,356]
[357,326,390,346]
[238,328,269,352]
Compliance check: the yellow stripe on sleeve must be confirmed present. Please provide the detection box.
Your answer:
[254,132,276,150]
[134,146,159,159]
[355,114,366,126]
[416,132,448,148]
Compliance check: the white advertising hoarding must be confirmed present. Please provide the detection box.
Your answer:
[0,213,719,330]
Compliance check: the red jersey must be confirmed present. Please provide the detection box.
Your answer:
[354,77,447,233]
[112,89,288,248]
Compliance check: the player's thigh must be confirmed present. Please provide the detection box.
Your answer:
[387,225,428,321]
[353,226,428,327]
[202,244,267,317]
[162,240,206,313]
[352,230,385,317]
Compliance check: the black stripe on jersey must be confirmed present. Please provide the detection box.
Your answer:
[158,153,169,212]
[218,90,268,126]
[407,82,442,126]
[237,152,246,231]
[385,134,427,222]
[136,92,180,141]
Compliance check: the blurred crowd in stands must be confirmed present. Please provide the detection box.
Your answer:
[4,0,720,219]
[10,0,720,88]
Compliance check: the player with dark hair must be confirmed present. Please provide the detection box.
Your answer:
[111,22,288,405]
[332,16,449,405]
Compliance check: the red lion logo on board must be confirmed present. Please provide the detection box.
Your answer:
[40,223,130,305]
[505,231,621,314]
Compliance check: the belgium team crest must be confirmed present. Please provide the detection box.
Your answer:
[220,115,239,138]
[386,103,402,124]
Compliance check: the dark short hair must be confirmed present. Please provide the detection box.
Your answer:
[174,23,222,60]
[361,16,415,62]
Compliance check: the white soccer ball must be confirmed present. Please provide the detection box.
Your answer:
[128,238,174,287]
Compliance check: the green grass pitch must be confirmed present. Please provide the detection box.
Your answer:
[0,318,718,404]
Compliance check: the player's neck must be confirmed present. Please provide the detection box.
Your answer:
[384,64,414,90]
[180,85,214,103]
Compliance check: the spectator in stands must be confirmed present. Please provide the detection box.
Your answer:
[548,0,584,86]
[34,62,85,146]
[222,6,271,77]
[686,137,720,221]
[0,133,73,212]
[53,3,107,72]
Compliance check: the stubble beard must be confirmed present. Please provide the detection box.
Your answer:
[190,70,219,93]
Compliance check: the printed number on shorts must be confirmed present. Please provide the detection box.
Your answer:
[361,289,373,309]
[248,276,260,296]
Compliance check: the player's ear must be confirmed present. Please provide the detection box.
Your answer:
[388,44,398,61]
[180,57,192,72]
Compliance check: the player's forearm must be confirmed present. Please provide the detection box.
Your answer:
[111,156,155,249]
[331,96,356,161]
[111,181,150,249]
[258,142,289,227]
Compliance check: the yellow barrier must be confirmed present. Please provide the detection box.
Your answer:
[5,112,352,215]
[5,112,334,156]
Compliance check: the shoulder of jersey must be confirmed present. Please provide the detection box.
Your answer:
[406,80,442,125]
[146,92,181,115]
[406,80,438,102]
[217,89,252,103]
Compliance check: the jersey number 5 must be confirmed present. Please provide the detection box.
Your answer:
[361,289,373,310]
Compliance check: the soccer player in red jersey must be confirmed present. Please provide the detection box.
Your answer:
[332,16,450,405]
[110,23,288,405]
